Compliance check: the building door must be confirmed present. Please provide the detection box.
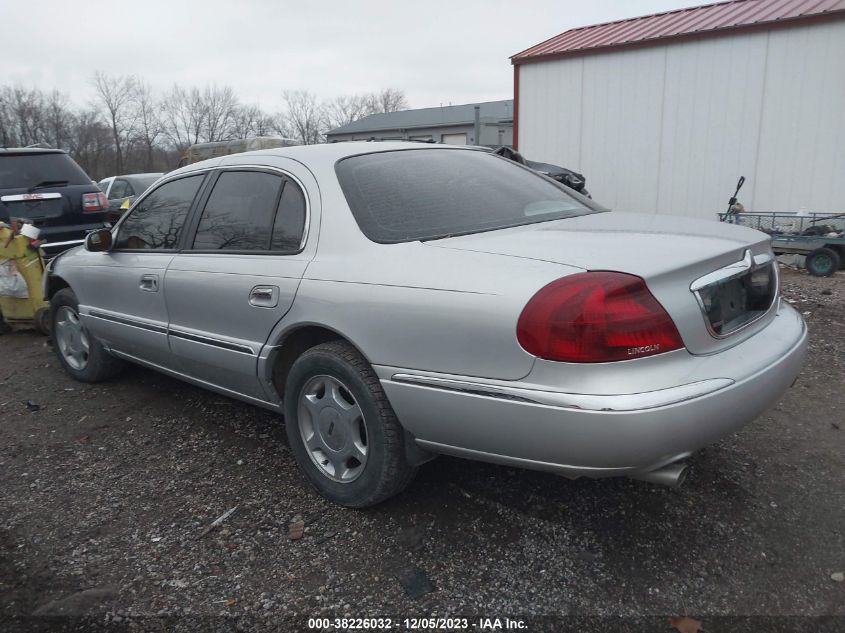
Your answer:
[441,133,467,145]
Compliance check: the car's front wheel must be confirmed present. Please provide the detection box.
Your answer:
[284,340,416,507]
[50,288,124,382]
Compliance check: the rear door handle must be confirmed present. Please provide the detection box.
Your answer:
[249,285,279,307]
[140,274,159,292]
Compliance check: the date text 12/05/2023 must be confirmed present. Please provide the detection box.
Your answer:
[306,617,528,630]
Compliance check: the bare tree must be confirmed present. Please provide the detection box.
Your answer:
[323,89,409,132]
[45,89,74,150]
[134,81,163,171]
[1,79,410,176]
[232,104,274,139]
[4,87,46,146]
[67,108,114,179]
[162,85,205,150]
[0,86,22,146]
[162,84,244,148]
[366,88,409,114]
[324,94,370,130]
[280,90,325,145]
[202,85,239,142]
[92,72,138,173]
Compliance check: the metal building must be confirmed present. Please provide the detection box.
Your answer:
[512,0,845,219]
[325,100,513,147]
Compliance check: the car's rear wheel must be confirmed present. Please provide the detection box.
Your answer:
[284,340,416,507]
[50,288,124,382]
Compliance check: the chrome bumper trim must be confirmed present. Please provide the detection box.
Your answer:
[390,374,735,412]
[41,239,84,250]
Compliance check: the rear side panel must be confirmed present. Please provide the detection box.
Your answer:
[273,242,579,380]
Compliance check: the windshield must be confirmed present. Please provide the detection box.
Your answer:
[0,153,91,189]
[335,149,602,243]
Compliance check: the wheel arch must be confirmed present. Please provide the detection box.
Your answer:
[45,273,71,302]
[823,243,845,263]
[266,323,373,401]
[267,323,436,472]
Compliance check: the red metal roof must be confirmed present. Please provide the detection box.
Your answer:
[512,0,845,63]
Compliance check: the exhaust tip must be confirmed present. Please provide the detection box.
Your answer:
[631,463,689,488]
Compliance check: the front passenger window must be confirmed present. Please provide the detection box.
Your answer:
[114,175,203,250]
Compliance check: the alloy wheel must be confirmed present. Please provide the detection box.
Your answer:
[297,375,368,483]
[54,306,90,370]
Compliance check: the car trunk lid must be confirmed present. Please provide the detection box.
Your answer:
[425,212,779,355]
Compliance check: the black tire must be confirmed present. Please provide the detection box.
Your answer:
[50,288,124,382]
[33,307,51,336]
[284,340,416,507]
[806,247,840,277]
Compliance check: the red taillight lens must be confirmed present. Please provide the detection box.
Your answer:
[81,192,108,212]
[517,272,684,363]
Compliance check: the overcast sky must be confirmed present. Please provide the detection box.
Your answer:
[1,0,705,111]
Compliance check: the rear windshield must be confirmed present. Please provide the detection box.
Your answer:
[133,175,161,191]
[0,153,91,189]
[335,149,601,243]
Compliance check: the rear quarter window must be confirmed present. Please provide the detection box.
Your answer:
[335,149,600,243]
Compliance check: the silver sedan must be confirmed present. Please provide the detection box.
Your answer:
[46,142,807,506]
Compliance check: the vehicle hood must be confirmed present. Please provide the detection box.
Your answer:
[424,211,771,279]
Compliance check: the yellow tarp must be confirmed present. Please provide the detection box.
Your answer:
[0,226,49,327]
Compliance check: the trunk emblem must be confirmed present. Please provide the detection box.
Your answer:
[628,344,661,356]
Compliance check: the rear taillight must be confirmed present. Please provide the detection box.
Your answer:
[81,192,108,212]
[517,272,684,363]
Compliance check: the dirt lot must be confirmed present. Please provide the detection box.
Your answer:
[1,267,843,632]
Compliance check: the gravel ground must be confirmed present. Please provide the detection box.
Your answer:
[1,267,843,632]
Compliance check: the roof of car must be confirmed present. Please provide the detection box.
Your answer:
[0,147,68,155]
[169,141,483,178]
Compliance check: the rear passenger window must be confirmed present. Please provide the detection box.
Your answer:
[193,171,282,251]
[114,175,203,250]
[271,182,306,252]
[191,170,306,253]
[109,179,128,200]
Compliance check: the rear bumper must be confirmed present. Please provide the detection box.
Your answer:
[379,302,807,478]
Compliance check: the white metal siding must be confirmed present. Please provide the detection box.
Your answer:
[518,19,845,219]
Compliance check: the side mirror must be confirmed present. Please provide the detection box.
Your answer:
[85,228,113,252]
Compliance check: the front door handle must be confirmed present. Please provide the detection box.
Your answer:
[249,285,279,307]
[140,274,159,292]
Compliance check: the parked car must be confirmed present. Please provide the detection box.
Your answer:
[0,148,108,255]
[46,142,807,507]
[492,145,590,196]
[97,173,163,222]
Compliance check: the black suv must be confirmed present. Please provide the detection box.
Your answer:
[0,148,108,254]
